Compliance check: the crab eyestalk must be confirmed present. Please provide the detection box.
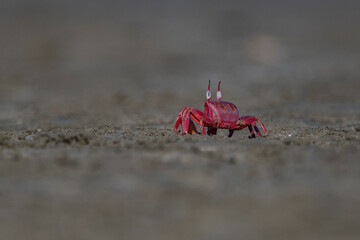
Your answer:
[217,81,222,101]
[206,80,211,100]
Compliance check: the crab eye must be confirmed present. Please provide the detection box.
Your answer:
[206,90,211,99]
[217,91,221,100]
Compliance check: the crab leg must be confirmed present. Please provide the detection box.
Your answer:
[228,129,235,138]
[174,114,182,133]
[181,108,191,134]
[256,119,267,133]
[174,107,198,134]
[174,107,191,134]
[252,123,262,137]
[238,116,267,138]
[188,108,208,134]
[188,108,217,135]
[207,127,217,136]
[248,125,256,138]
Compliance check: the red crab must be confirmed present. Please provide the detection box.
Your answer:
[174,80,267,138]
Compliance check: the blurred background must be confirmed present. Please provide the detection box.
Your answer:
[1,0,360,128]
[1,1,360,240]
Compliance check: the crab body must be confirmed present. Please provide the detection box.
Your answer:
[174,81,267,138]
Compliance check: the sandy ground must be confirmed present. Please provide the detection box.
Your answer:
[1,1,360,239]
